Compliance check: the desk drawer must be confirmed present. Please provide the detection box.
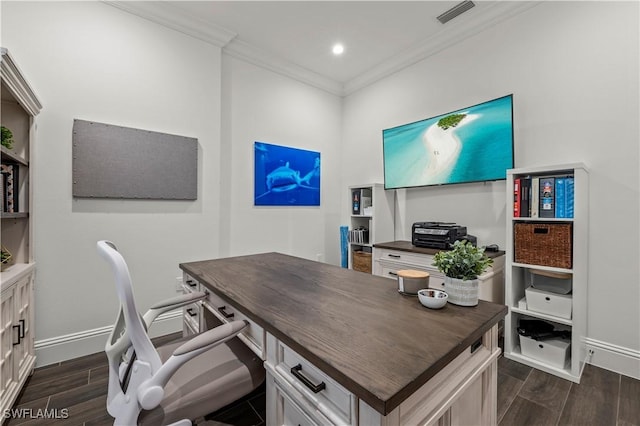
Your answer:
[268,372,330,426]
[379,264,446,288]
[375,248,434,267]
[183,274,200,292]
[183,302,200,335]
[203,292,265,359]
[267,335,356,425]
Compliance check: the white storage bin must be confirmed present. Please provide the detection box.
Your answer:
[526,287,572,319]
[529,269,572,294]
[519,335,570,369]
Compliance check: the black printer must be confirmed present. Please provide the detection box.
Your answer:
[412,222,476,249]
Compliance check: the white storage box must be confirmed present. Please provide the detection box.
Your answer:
[529,269,572,294]
[526,287,572,319]
[519,335,570,369]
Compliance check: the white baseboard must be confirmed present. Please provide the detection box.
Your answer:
[34,311,182,367]
[585,337,640,380]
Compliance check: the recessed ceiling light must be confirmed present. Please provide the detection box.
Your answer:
[332,43,344,55]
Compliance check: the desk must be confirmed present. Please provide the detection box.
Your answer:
[180,252,507,425]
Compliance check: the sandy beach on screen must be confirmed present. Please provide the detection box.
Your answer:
[422,114,479,181]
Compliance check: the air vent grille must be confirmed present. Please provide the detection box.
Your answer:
[437,0,476,24]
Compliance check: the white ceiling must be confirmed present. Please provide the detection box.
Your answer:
[106,1,540,95]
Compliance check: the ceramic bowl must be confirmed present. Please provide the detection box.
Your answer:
[418,289,448,309]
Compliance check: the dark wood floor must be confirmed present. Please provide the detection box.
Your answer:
[6,333,640,425]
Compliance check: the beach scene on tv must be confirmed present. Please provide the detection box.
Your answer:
[383,95,513,189]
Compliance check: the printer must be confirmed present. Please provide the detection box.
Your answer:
[412,222,477,249]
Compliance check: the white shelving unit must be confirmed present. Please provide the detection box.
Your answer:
[0,48,42,418]
[347,184,394,272]
[504,163,588,383]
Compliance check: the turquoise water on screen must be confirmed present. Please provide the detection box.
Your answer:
[383,95,513,189]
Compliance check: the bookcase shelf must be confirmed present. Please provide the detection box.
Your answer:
[504,164,588,383]
[347,184,394,273]
[1,48,41,416]
[0,212,29,219]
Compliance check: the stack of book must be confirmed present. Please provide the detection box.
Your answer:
[514,175,574,218]
[1,163,19,213]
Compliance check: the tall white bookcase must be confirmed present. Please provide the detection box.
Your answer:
[0,48,42,417]
[347,184,394,271]
[504,164,588,383]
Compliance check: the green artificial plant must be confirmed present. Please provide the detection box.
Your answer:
[1,126,14,150]
[432,240,493,281]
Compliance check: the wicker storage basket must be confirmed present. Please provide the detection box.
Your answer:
[352,250,372,273]
[514,223,572,269]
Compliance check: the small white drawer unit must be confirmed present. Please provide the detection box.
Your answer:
[373,243,505,304]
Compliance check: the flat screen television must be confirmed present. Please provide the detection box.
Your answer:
[382,94,514,190]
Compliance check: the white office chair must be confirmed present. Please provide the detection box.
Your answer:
[97,240,265,425]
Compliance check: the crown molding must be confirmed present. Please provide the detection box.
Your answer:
[1,48,43,116]
[102,1,540,98]
[343,1,541,96]
[223,39,344,96]
[103,1,237,47]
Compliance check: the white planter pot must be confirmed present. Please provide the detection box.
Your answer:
[444,277,479,306]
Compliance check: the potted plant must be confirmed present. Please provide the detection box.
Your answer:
[1,246,12,271]
[1,126,14,150]
[432,240,493,306]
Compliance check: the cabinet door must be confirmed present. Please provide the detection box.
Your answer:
[267,372,325,426]
[13,275,34,379]
[0,286,18,409]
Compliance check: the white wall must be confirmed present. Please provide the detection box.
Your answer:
[2,2,224,363]
[342,1,640,375]
[2,1,638,377]
[220,56,342,265]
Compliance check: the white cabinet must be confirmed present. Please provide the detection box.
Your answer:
[0,48,41,419]
[265,325,501,426]
[347,184,394,273]
[504,164,588,382]
[0,270,35,418]
[373,243,505,304]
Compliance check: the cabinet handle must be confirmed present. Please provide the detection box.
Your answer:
[186,279,197,287]
[290,364,326,393]
[218,306,234,319]
[13,320,25,346]
[388,254,401,259]
[388,271,398,277]
[186,308,197,317]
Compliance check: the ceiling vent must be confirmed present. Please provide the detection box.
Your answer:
[437,0,476,24]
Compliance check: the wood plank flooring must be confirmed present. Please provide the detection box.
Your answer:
[5,333,639,425]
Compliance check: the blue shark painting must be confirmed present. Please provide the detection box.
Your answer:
[254,142,320,206]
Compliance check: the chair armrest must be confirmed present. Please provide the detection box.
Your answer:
[137,320,248,410]
[143,291,208,327]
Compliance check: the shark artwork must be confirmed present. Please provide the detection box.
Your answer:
[254,142,320,206]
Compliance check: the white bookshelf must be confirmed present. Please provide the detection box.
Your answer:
[504,163,588,383]
[347,184,394,272]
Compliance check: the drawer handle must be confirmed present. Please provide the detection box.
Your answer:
[218,306,235,319]
[186,308,197,317]
[388,271,398,277]
[186,279,197,288]
[290,364,326,393]
[12,320,25,346]
[387,254,401,259]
